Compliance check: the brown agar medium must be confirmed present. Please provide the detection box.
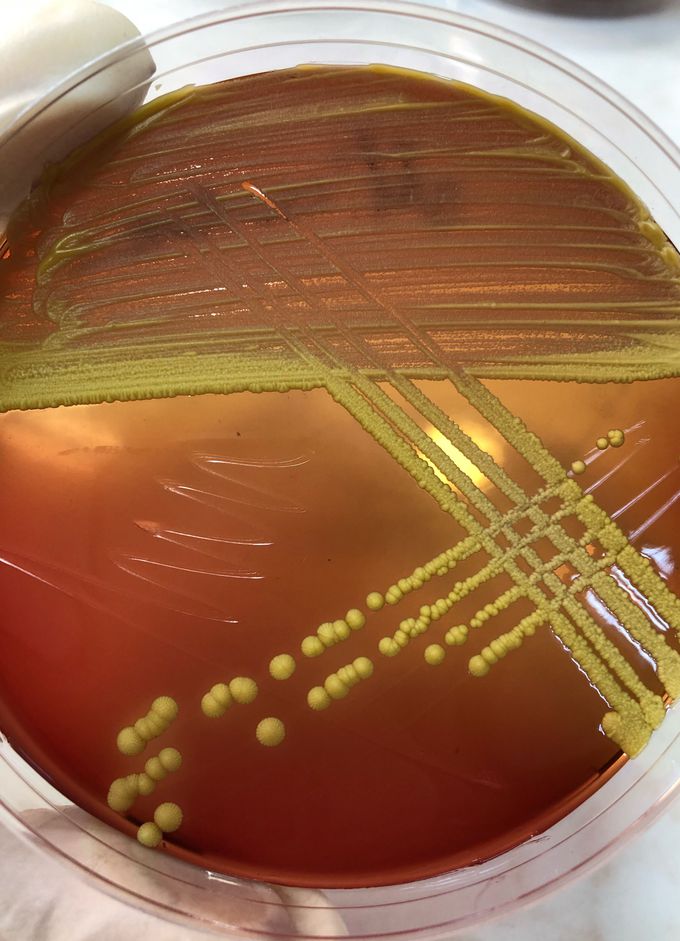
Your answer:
[0,65,679,886]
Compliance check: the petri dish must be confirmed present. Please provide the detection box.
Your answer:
[1,2,679,937]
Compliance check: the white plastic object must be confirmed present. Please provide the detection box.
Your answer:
[0,0,154,224]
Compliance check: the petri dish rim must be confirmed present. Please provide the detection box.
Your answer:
[1,2,680,936]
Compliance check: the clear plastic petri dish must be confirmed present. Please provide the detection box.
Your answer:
[1,2,679,937]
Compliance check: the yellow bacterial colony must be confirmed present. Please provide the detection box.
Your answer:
[109,360,680,846]
[106,368,680,851]
[104,359,680,854]
[107,745,183,812]
[572,429,626,474]
[27,70,678,853]
[116,696,179,756]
